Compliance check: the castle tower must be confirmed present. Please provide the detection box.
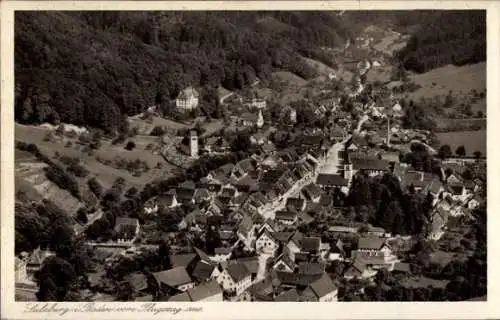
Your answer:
[189,130,199,158]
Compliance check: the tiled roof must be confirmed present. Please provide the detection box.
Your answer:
[302,183,322,200]
[238,214,254,237]
[297,262,325,275]
[352,158,389,171]
[308,273,337,298]
[275,211,298,221]
[170,253,197,269]
[274,288,301,302]
[286,197,306,212]
[191,261,216,282]
[152,267,192,287]
[187,279,222,301]
[316,174,348,186]
[227,262,251,282]
[358,236,386,250]
[300,237,321,253]
[235,256,259,274]
[275,271,322,287]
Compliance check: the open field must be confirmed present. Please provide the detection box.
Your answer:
[271,71,307,86]
[366,65,394,84]
[435,130,486,157]
[406,62,486,102]
[403,276,449,289]
[15,124,180,190]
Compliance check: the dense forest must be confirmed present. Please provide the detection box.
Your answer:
[14,11,353,133]
[394,11,486,73]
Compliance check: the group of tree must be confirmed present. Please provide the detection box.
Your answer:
[345,172,433,236]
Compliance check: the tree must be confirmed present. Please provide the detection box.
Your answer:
[37,277,59,301]
[88,177,104,198]
[455,145,466,157]
[438,144,452,159]
[158,240,172,270]
[76,207,88,224]
[473,151,482,159]
[125,141,136,151]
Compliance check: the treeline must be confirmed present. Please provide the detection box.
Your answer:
[15,11,352,133]
[395,11,486,73]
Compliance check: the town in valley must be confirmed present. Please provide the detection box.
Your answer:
[13,11,487,302]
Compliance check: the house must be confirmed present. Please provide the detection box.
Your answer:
[297,262,325,275]
[175,188,196,205]
[232,158,257,180]
[275,211,298,226]
[190,259,219,283]
[392,262,411,277]
[152,267,195,294]
[300,273,338,302]
[300,237,322,255]
[250,132,268,145]
[239,110,264,128]
[364,225,390,238]
[351,157,389,177]
[286,197,307,213]
[357,236,390,254]
[273,248,295,272]
[286,231,304,257]
[316,174,349,194]
[113,217,140,243]
[379,151,400,164]
[144,193,178,215]
[301,183,322,203]
[235,256,260,280]
[237,214,256,250]
[176,87,199,111]
[193,188,211,204]
[427,207,449,240]
[169,279,223,302]
[275,271,323,288]
[258,219,277,234]
[343,260,378,280]
[328,225,358,235]
[256,229,279,254]
[244,97,267,110]
[217,262,252,296]
[467,195,484,210]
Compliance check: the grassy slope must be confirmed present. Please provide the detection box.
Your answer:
[435,130,486,157]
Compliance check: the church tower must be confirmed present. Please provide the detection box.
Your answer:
[343,152,353,181]
[256,109,264,128]
[189,130,199,158]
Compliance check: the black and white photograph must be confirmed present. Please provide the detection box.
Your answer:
[5,5,492,309]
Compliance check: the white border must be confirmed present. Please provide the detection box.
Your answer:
[1,1,499,319]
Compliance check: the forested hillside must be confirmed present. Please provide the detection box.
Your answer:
[15,11,486,133]
[14,11,353,133]
[394,11,486,73]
